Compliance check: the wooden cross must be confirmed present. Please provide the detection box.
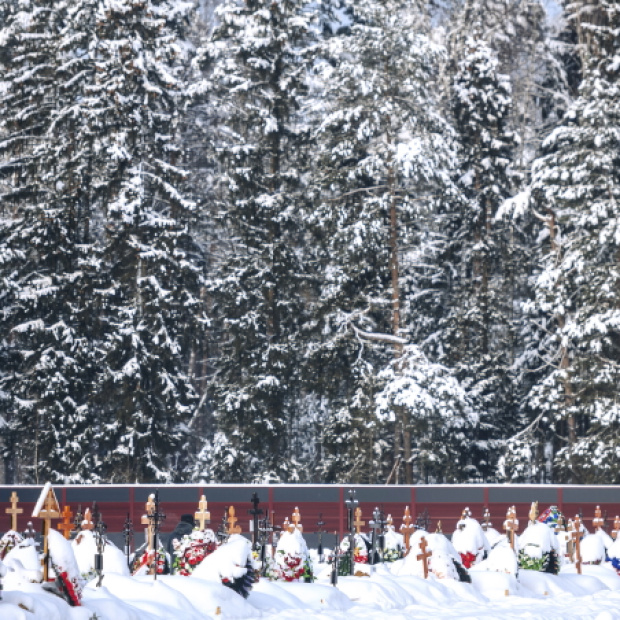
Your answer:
[504,506,518,550]
[565,519,575,561]
[32,484,61,581]
[592,506,604,532]
[386,514,394,530]
[482,507,491,531]
[6,491,23,531]
[282,516,292,533]
[572,516,582,574]
[461,507,471,520]
[612,516,620,541]
[529,501,539,524]
[58,505,74,540]
[416,535,433,579]
[291,507,303,532]
[401,506,415,555]
[141,496,156,551]
[227,506,242,535]
[195,495,210,530]
[555,512,565,535]
[435,520,443,534]
[353,507,365,534]
[82,507,95,531]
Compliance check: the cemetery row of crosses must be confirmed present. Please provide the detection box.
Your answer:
[1,485,620,609]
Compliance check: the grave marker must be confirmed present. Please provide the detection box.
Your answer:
[195,495,211,531]
[401,506,415,555]
[354,507,365,534]
[227,506,242,535]
[32,483,61,581]
[58,505,74,540]
[573,515,582,575]
[6,492,23,531]
[416,535,432,579]
[592,506,604,532]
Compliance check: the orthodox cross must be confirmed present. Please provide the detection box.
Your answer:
[6,492,23,531]
[482,507,491,532]
[592,506,604,532]
[282,516,292,534]
[572,515,582,575]
[58,506,74,540]
[291,507,303,533]
[330,545,340,587]
[368,508,382,565]
[82,508,95,531]
[416,535,433,579]
[144,492,166,580]
[555,512,566,535]
[23,521,36,541]
[386,514,394,531]
[141,496,156,552]
[461,507,471,520]
[529,501,539,524]
[401,506,415,555]
[32,484,61,581]
[227,506,242,535]
[91,502,102,530]
[123,513,133,570]
[248,493,263,550]
[216,509,229,544]
[416,508,430,532]
[612,516,620,541]
[354,507,365,534]
[344,490,358,576]
[94,516,107,587]
[504,506,518,550]
[195,495,211,531]
[316,513,326,563]
[258,513,275,572]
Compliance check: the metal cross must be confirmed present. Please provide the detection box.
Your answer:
[94,515,107,587]
[369,507,382,565]
[123,513,134,570]
[248,493,263,550]
[316,513,326,563]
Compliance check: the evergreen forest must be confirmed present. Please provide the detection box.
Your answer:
[1,0,619,486]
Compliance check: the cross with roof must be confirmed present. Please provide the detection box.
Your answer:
[195,495,211,531]
[32,483,61,581]
[6,491,23,531]
[416,535,433,579]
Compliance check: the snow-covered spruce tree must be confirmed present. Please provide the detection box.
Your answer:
[307,0,462,484]
[192,0,314,482]
[0,0,104,483]
[84,0,203,483]
[433,38,519,481]
[505,0,620,483]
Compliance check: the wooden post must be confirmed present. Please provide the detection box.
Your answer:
[227,506,241,535]
[592,506,604,532]
[416,535,432,579]
[58,506,74,540]
[482,507,491,532]
[141,496,155,552]
[353,507,365,534]
[6,492,23,531]
[573,515,582,575]
[612,516,620,541]
[282,516,292,534]
[291,507,303,532]
[195,495,210,531]
[82,508,95,531]
[401,506,415,555]
[435,520,443,534]
[529,501,539,524]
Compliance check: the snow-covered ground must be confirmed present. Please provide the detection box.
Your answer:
[2,559,620,619]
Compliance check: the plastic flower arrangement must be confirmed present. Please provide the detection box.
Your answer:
[172,529,217,576]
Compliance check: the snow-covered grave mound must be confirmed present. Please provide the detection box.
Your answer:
[2,537,620,619]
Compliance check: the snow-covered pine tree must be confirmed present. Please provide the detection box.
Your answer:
[434,38,519,481]
[506,0,620,482]
[192,0,315,482]
[83,0,203,482]
[0,0,103,483]
[308,0,461,483]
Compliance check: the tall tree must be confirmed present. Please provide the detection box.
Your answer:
[193,0,314,482]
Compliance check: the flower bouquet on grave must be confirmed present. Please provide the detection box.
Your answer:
[267,549,313,582]
[518,544,559,574]
[46,530,84,607]
[131,542,170,576]
[172,529,217,576]
[0,530,24,560]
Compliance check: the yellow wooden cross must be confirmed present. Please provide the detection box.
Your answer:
[353,507,365,534]
[195,495,210,530]
[6,491,23,531]
[57,505,74,540]
[592,506,604,532]
[416,535,432,579]
[613,515,620,540]
[401,506,415,555]
[32,484,61,581]
[227,506,241,535]
[504,506,518,550]
[291,507,303,532]
[82,507,95,531]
